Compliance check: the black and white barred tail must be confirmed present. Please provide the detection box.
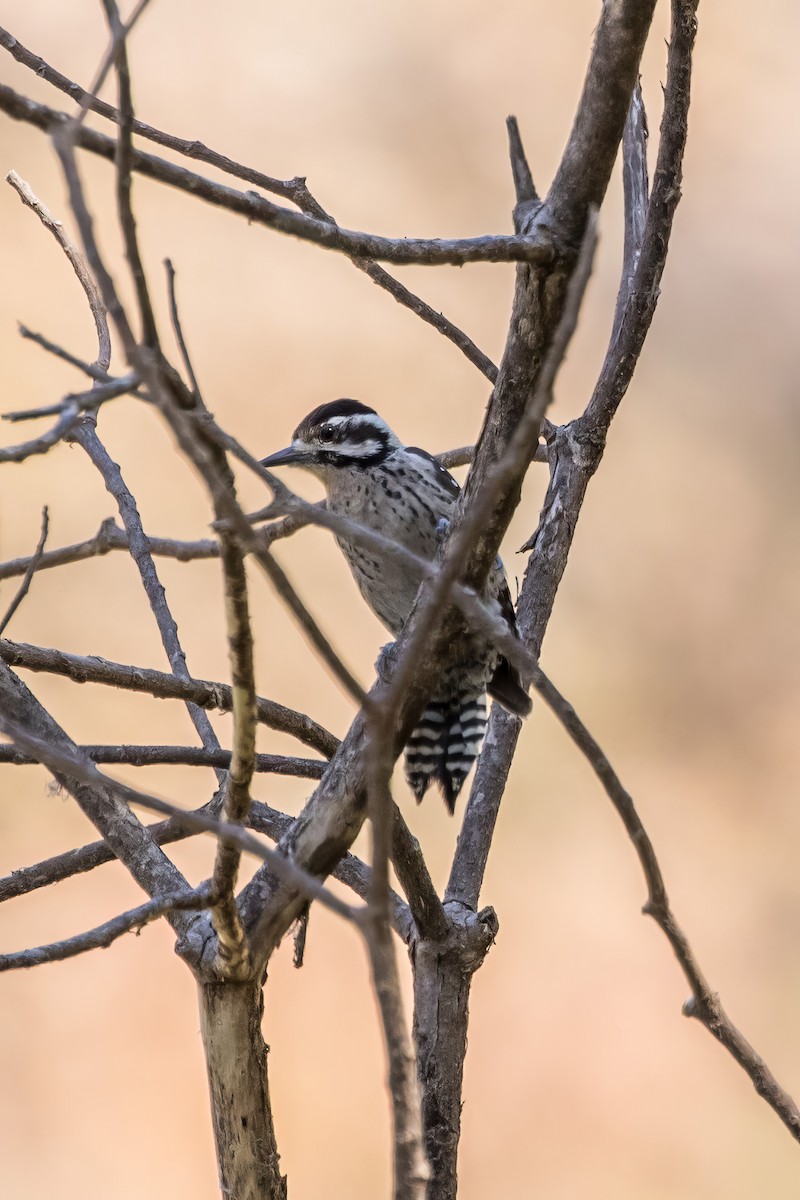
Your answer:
[404,691,488,814]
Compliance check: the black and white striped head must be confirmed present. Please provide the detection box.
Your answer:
[261,400,400,478]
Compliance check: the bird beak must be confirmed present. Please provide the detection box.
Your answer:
[260,442,312,468]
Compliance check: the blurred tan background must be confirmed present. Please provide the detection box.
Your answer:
[1,1,799,1196]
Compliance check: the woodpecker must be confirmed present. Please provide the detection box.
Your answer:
[261,399,531,811]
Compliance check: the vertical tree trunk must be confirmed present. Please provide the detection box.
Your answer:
[198,979,286,1200]
[412,908,498,1200]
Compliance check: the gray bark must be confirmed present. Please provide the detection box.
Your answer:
[198,979,287,1200]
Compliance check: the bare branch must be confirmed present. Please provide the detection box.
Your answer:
[532,665,800,1144]
[451,0,699,914]
[0,506,49,637]
[435,441,548,471]
[99,0,159,349]
[0,704,358,937]
[582,0,697,439]
[0,23,325,205]
[17,323,117,378]
[8,169,226,783]
[6,168,110,371]
[0,517,210,575]
[164,258,200,393]
[0,638,339,758]
[0,883,212,973]
[76,422,228,774]
[163,259,256,976]
[0,659,194,934]
[391,808,448,943]
[0,27,497,381]
[358,903,429,1198]
[506,115,538,208]
[547,0,658,240]
[256,543,368,705]
[2,372,141,423]
[0,743,324,776]
[1,83,556,269]
[0,801,413,945]
[0,502,325,581]
[0,400,80,463]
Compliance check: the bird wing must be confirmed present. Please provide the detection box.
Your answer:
[405,446,462,501]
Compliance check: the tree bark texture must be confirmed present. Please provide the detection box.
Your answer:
[198,979,287,1200]
[412,905,498,1200]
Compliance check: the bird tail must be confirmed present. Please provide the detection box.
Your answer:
[404,691,488,814]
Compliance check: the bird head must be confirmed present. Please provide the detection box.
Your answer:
[261,399,400,480]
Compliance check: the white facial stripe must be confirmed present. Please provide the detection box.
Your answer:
[347,416,392,437]
[335,437,384,458]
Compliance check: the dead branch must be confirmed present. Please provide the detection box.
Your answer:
[8,168,226,784]
[0,883,212,972]
[0,701,358,936]
[0,401,80,463]
[1,79,556,267]
[0,743,324,776]
[164,261,255,978]
[0,659,195,935]
[0,799,413,941]
[0,23,497,381]
[0,506,49,636]
[0,637,338,757]
[531,666,800,1143]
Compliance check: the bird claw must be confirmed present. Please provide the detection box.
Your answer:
[436,517,450,544]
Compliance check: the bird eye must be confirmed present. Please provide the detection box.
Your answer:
[318,423,335,443]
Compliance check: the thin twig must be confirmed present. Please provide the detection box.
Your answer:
[0,504,323,581]
[71,0,152,134]
[506,115,539,207]
[100,0,160,349]
[77,423,227,772]
[0,743,324,776]
[0,883,212,973]
[164,258,200,393]
[0,801,413,943]
[0,507,49,637]
[532,665,800,1143]
[2,83,555,269]
[0,659,195,936]
[2,372,141,422]
[357,905,430,1198]
[0,401,80,463]
[0,706,358,929]
[18,324,116,379]
[7,168,226,782]
[0,517,216,579]
[0,25,497,381]
[582,0,696,439]
[0,637,338,757]
[6,169,111,371]
[390,807,448,943]
[163,257,255,976]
